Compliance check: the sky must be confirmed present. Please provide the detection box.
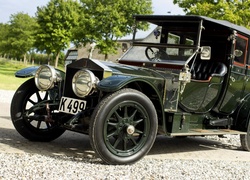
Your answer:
[0,0,184,23]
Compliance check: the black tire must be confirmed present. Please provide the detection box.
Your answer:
[240,121,250,151]
[10,78,65,142]
[89,88,158,165]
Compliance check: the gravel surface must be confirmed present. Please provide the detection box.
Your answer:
[1,89,250,179]
[0,153,250,180]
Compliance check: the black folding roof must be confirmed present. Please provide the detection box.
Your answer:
[134,15,250,37]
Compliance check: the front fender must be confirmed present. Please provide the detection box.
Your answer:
[97,75,136,92]
[15,66,65,79]
[98,74,166,134]
[15,66,39,78]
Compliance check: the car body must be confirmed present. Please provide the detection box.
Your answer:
[11,15,250,165]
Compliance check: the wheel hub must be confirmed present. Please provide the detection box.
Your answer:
[126,125,135,135]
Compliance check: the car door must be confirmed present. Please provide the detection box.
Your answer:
[219,34,249,114]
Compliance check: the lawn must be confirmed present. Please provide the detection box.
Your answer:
[0,58,65,90]
[0,59,32,90]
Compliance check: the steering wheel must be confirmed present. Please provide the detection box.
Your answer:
[145,47,169,61]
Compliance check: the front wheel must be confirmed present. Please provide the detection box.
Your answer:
[89,88,158,165]
[240,121,250,151]
[10,78,65,142]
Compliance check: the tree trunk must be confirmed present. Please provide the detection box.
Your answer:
[47,54,50,65]
[55,51,60,68]
[104,53,108,61]
[23,53,27,64]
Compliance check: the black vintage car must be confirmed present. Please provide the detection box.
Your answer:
[11,15,250,165]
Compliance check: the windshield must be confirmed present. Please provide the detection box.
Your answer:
[120,21,199,65]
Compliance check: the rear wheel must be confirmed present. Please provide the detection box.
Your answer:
[89,88,158,165]
[10,78,65,141]
[240,121,250,151]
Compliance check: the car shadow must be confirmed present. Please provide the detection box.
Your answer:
[0,125,93,156]
[0,122,244,164]
[149,135,242,156]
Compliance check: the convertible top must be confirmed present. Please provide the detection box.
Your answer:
[134,15,250,37]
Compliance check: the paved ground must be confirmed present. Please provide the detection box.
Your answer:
[1,100,250,162]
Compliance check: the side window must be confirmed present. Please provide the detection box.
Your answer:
[184,38,194,56]
[167,33,194,56]
[167,33,180,55]
[234,35,248,65]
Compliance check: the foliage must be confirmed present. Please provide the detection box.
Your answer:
[0,23,10,56]
[0,0,153,63]
[0,13,37,60]
[73,0,153,60]
[174,0,250,29]
[35,0,80,67]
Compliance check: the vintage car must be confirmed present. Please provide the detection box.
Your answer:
[11,15,250,165]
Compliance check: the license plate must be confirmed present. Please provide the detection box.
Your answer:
[59,96,87,115]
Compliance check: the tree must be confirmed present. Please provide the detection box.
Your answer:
[35,0,80,68]
[0,13,37,61]
[173,0,250,29]
[73,0,153,60]
[0,23,11,57]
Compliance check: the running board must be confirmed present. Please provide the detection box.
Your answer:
[169,129,246,136]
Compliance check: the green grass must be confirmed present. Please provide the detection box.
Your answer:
[0,59,33,90]
[0,58,65,90]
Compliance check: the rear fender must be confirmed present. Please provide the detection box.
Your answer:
[233,94,250,131]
